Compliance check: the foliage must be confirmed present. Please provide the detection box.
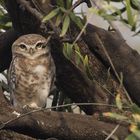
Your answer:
[0,0,140,139]
[63,42,92,79]
[103,93,140,139]
[42,0,84,37]
[0,3,12,31]
[90,0,140,34]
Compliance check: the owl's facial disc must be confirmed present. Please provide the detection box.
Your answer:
[12,34,50,59]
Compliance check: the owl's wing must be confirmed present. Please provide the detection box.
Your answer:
[8,57,17,106]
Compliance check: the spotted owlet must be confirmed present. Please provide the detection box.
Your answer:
[8,34,56,108]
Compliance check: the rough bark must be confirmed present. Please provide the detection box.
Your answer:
[0,90,129,140]
[84,24,140,105]
[0,130,35,140]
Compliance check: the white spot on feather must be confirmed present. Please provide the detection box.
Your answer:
[12,111,21,117]
[33,65,46,74]
[29,102,40,108]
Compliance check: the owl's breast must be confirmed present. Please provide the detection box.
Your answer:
[33,65,47,74]
[17,57,50,73]
[16,64,48,87]
[14,63,50,107]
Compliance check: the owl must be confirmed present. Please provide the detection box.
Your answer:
[8,34,56,108]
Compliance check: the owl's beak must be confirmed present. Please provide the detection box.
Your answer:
[29,48,34,55]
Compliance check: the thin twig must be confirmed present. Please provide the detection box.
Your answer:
[95,33,133,105]
[104,124,120,140]
[72,21,88,45]
[63,0,85,18]
[0,102,130,130]
[68,0,84,13]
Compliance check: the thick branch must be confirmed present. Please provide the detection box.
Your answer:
[0,130,35,140]
[0,91,129,140]
[84,24,140,105]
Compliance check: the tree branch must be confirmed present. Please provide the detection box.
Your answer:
[0,130,35,140]
[0,91,129,140]
[84,24,140,106]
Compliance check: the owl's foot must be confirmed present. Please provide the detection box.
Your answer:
[22,102,40,109]
[22,105,33,113]
[12,111,21,117]
[29,102,41,109]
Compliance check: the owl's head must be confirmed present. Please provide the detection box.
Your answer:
[12,34,50,59]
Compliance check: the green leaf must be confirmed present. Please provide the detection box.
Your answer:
[125,133,138,140]
[126,0,134,26]
[5,22,12,27]
[57,0,64,7]
[74,44,80,52]
[133,130,140,139]
[75,50,84,62]
[66,0,72,9]
[70,13,84,30]
[83,55,89,67]
[74,44,83,66]
[60,16,70,37]
[75,52,81,66]
[42,8,60,22]
[63,43,68,58]
[63,43,73,59]
[66,43,73,58]
[131,104,140,114]
[116,93,123,110]
[60,7,67,13]
[55,14,62,27]
[102,14,117,21]
[131,127,140,139]
[88,7,98,15]
[103,112,128,121]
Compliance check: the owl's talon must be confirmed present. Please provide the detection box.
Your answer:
[12,111,21,117]
[21,105,33,113]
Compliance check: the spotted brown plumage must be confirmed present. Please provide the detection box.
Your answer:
[8,34,56,108]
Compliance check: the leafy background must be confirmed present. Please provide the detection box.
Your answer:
[0,0,140,139]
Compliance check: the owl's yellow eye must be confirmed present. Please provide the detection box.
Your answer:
[36,42,43,49]
[36,42,46,49]
[19,44,27,50]
[42,44,46,48]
